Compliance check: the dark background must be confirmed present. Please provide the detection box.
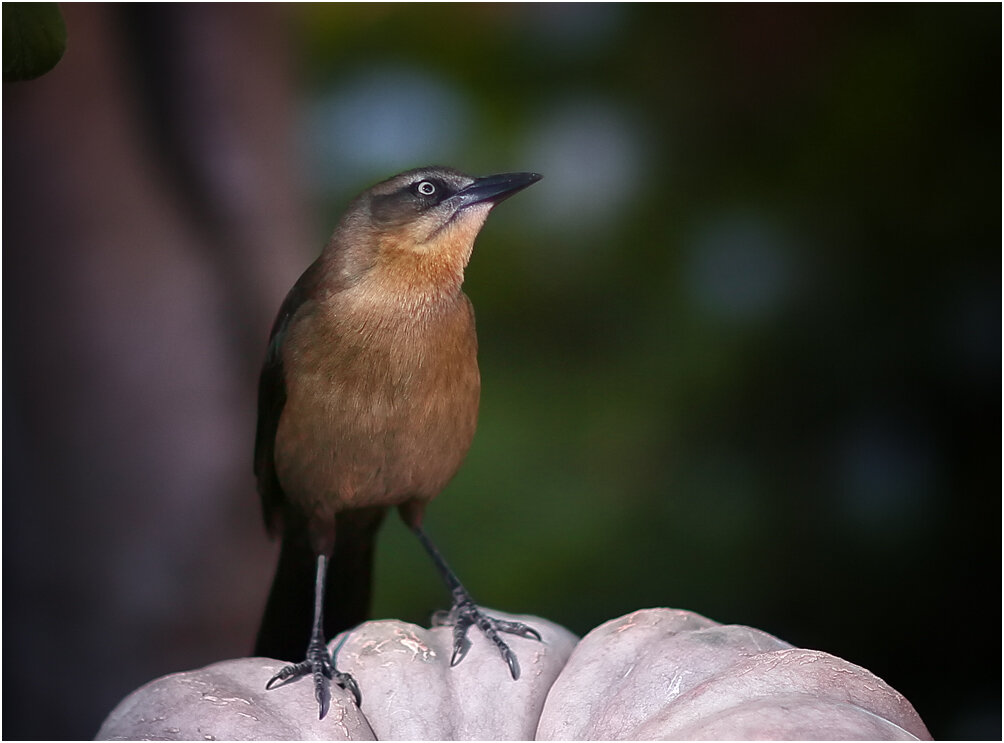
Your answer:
[3,4,1000,739]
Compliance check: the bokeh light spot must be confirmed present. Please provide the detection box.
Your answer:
[520,98,648,238]
[685,211,797,324]
[302,66,471,193]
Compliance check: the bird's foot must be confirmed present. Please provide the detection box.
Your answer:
[265,635,361,718]
[432,596,542,679]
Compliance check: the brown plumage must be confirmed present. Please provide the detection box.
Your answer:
[253,166,541,718]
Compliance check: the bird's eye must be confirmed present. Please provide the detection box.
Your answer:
[416,181,437,196]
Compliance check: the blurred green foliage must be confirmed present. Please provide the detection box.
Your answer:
[2,3,66,81]
[288,5,999,739]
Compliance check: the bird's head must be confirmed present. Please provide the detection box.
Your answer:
[329,166,541,300]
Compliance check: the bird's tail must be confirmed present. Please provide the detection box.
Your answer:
[254,507,386,661]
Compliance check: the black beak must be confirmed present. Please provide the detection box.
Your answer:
[454,172,542,209]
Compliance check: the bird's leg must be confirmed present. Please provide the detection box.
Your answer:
[264,555,361,718]
[411,525,541,679]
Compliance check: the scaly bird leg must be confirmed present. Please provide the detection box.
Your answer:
[412,526,541,679]
[264,555,361,718]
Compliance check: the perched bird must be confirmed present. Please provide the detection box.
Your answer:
[253,166,542,718]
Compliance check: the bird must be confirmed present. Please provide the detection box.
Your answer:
[252,166,543,719]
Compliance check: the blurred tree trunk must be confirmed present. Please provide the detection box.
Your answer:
[3,5,308,738]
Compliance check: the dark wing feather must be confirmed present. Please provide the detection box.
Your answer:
[254,259,323,534]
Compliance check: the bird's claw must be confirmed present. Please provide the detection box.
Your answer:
[264,637,360,718]
[439,599,541,680]
[336,670,362,708]
[265,660,309,690]
[492,618,542,641]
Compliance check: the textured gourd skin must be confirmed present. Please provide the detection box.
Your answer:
[96,608,932,741]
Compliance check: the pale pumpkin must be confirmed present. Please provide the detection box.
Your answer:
[97,608,931,740]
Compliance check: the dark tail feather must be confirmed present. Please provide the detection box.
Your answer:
[324,507,386,640]
[254,508,386,661]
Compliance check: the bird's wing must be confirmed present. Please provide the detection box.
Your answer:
[254,259,322,534]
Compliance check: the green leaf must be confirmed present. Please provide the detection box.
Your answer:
[3,3,66,82]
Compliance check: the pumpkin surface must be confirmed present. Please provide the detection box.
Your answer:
[97,608,931,740]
